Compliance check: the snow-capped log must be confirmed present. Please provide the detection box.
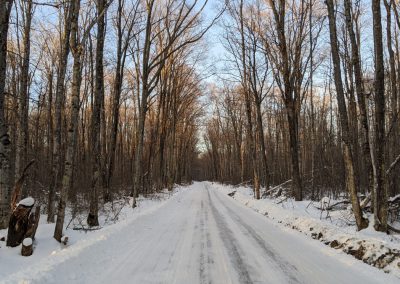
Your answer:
[21,238,33,256]
[6,198,40,247]
[60,236,68,245]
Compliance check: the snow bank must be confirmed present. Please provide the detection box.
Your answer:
[212,182,400,278]
[0,185,187,283]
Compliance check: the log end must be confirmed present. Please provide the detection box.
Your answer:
[21,238,33,256]
[61,236,68,245]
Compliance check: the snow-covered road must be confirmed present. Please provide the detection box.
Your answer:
[8,182,398,283]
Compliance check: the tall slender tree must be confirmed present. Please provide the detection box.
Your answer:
[0,0,13,229]
[326,0,368,230]
[88,0,107,227]
[54,0,82,241]
[372,0,388,232]
[15,0,33,184]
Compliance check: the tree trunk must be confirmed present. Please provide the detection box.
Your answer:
[326,0,368,231]
[343,0,374,196]
[287,103,303,201]
[0,0,13,230]
[48,1,73,223]
[105,0,128,197]
[371,0,387,232]
[255,98,270,192]
[239,0,260,199]
[6,197,34,247]
[132,2,154,206]
[384,0,399,197]
[54,0,81,242]
[15,0,33,185]
[88,0,107,227]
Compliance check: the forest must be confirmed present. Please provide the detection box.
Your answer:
[0,0,399,258]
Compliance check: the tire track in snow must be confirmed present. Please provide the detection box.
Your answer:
[207,188,253,284]
[199,200,211,284]
[199,200,214,284]
[209,186,301,284]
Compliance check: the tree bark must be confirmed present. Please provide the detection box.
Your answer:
[0,0,13,229]
[88,0,107,227]
[371,0,388,232]
[384,0,399,197]
[54,0,81,242]
[7,198,34,247]
[15,0,33,185]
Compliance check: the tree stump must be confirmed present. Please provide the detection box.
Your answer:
[25,205,40,240]
[21,238,33,256]
[6,197,34,247]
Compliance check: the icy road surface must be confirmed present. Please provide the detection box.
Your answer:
[7,182,398,283]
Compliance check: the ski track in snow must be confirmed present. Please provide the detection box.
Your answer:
[2,181,399,284]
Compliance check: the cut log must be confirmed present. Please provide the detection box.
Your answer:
[25,206,40,240]
[21,238,33,256]
[6,197,34,247]
[61,236,68,245]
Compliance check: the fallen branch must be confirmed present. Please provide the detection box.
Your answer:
[360,193,371,209]
[266,179,292,194]
[72,227,102,231]
[314,200,350,211]
[111,198,129,222]
[388,224,400,234]
[386,152,400,176]
[276,196,289,205]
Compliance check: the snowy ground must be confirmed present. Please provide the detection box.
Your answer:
[1,182,398,283]
[0,187,185,283]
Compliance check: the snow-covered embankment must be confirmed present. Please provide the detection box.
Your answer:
[213,182,400,278]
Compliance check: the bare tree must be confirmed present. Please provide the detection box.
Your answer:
[132,0,218,206]
[15,0,34,184]
[372,0,387,232]
[48,0,74,223]
[326,0,368,230]
[105,0,139,199]
[54,0,82,242]
[88,0,108,227]
[262,0,312,201]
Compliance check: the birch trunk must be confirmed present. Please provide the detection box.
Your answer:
[54,0,81,241]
